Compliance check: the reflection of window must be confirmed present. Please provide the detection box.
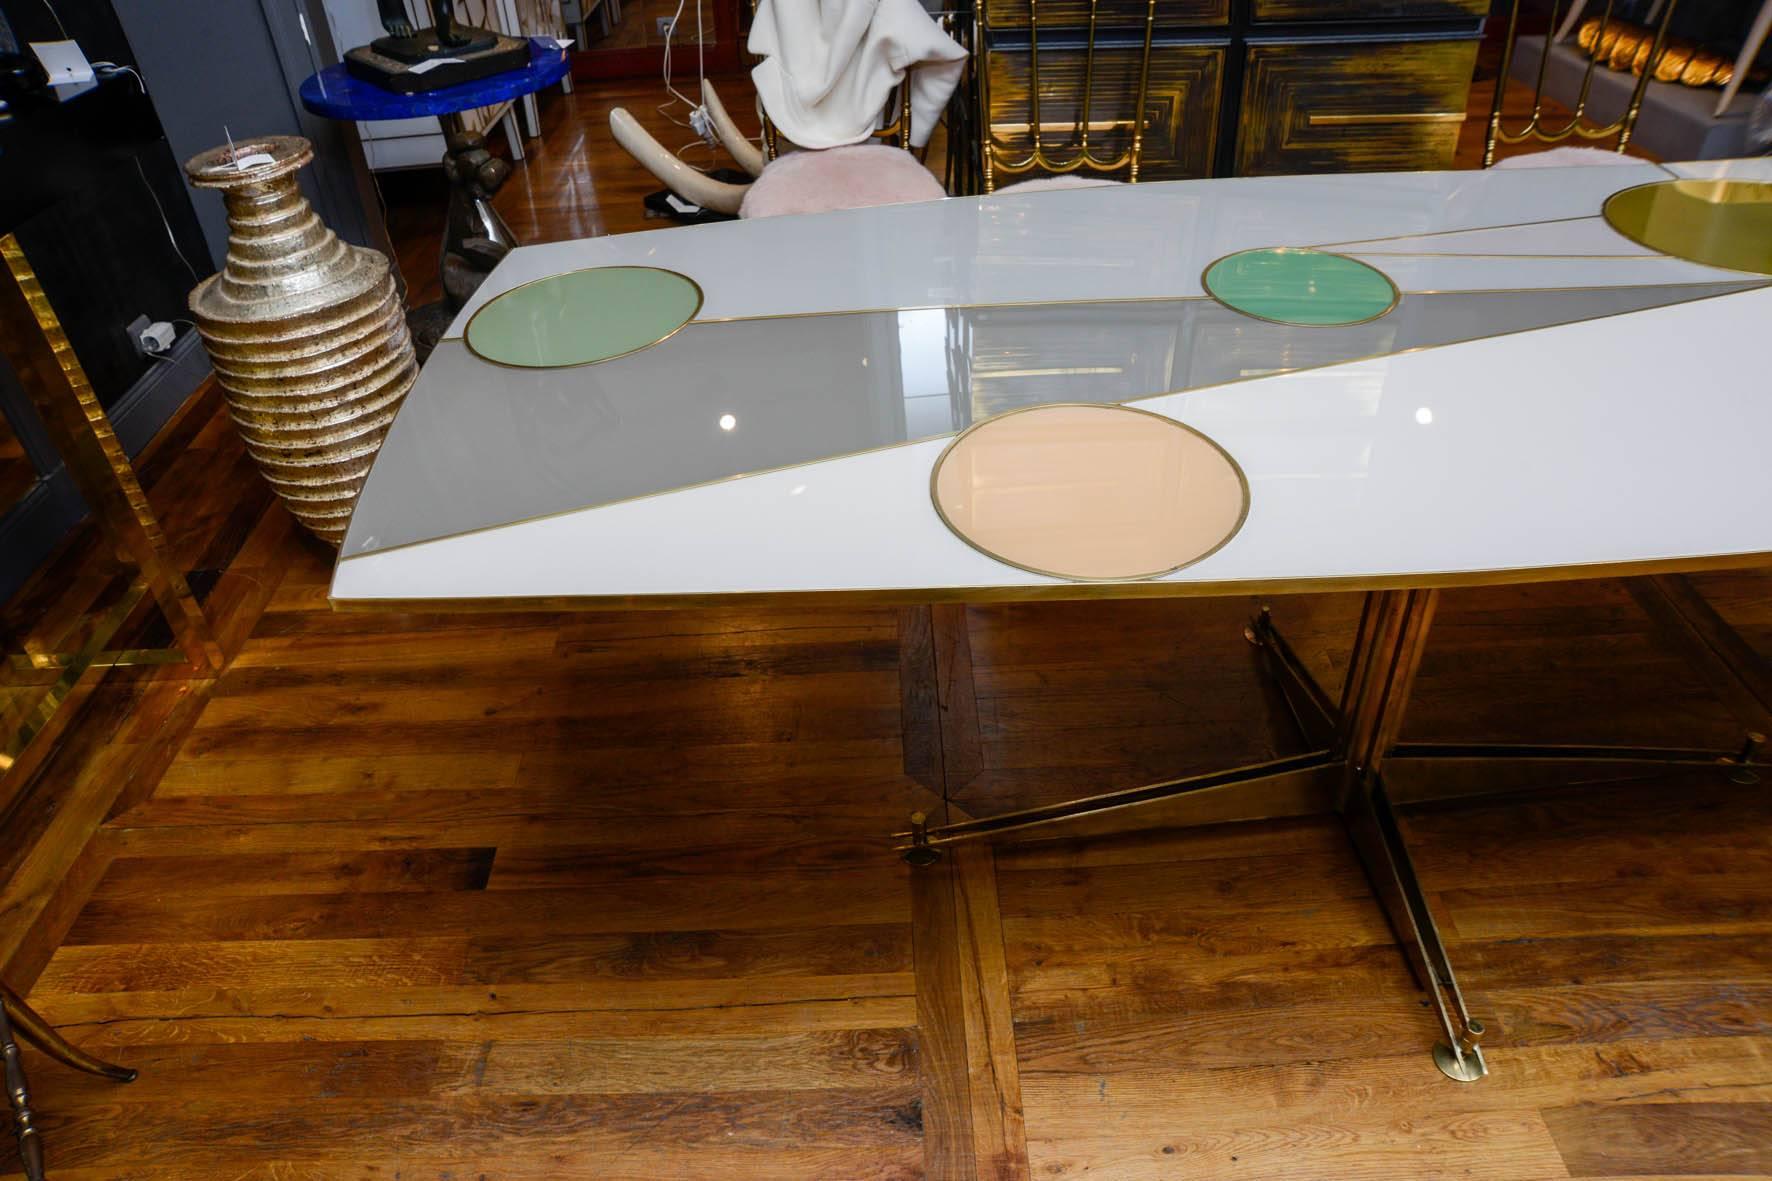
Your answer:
[896,308,957,439]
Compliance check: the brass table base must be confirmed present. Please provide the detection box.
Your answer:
[900,584,1770,1084]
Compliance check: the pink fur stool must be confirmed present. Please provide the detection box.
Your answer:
[739,144,947,219]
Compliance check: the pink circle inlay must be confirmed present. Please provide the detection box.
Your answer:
[931,404,1249,582]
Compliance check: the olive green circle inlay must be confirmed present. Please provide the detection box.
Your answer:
[1203,248,1398,327]
[1602,180,1772,276]
[465,266,704,368]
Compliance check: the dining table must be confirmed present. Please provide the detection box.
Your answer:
[328,156,1772,1084]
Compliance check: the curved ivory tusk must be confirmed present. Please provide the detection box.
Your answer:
[702,80,765,177]
[608,108,748,215]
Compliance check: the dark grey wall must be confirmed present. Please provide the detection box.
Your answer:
[111,0,390,262]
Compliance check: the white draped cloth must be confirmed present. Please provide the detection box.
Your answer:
[748,0,967,150]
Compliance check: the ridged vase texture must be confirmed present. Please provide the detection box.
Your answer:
[186,136,415,546]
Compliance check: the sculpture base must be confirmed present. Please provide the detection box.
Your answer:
[345,31,527,94]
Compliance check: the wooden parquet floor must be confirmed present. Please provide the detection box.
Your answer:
[2,68,1770,1181]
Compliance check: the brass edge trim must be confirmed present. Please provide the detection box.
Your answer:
[924,402,1252,584]
[1307,112,1466,125]
[460,265,706,370]
[1600,179,1772,278]
[330,548,1772,614]
[1200,247,1401,329]
[1346,251,1663,260]
[338,281,1770,565]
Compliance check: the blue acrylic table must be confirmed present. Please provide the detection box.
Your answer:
[299,37,572,357]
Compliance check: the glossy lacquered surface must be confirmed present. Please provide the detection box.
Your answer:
[298,39,570,121]
[334,161,1772,604]
[439,162,1747,330]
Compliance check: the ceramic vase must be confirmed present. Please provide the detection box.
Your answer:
[185,136,415,546]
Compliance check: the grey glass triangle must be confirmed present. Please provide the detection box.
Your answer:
[341,281,1764,558]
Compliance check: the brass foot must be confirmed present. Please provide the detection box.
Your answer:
[901,811,943,866]
[1433,1018,1488,1083]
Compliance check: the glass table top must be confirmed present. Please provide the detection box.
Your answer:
[342,280,1757,559]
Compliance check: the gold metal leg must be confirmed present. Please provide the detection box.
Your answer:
[1331,589,1488,1081]
[0,995,45,1181]
[0,985,136,1084]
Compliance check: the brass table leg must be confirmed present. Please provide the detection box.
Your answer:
[1332,589,1488,1081]
[0,985,136,1084]
[0,993,44,1181]
[0,983,136,1181]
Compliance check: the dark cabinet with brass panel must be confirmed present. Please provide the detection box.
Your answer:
[1235,39,1477,175]
[970,0,1485,188]
[985,44,1226,182]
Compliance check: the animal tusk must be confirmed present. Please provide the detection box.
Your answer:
[608,108,748,215]
[701,81,765,177]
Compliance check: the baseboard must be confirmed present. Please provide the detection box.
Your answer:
[0,332,212,603]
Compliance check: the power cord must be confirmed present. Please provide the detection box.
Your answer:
[132,155,201,287]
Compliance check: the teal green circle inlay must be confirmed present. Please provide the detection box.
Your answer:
[465,266,704,368]
[1203,249,1398,327]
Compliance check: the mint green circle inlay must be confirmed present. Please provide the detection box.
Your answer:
[465,266,704,368]
[1203,249,1397,327]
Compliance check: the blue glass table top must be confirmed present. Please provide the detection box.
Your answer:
[299,38,569,122]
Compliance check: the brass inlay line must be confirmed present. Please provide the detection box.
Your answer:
[1309,213,1605,251]
[337,281,1767,569]
[1307,111,1466,125]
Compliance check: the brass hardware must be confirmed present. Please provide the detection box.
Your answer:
[1483,0,1681,166]
[902,811,943,865]
[1433,1017,1490,1083]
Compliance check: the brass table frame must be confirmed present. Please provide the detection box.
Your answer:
[2,232,218,1176]
[1,233,222,770]
[899,584,1768,1083]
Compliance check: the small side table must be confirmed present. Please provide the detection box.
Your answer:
[299,39,571,358]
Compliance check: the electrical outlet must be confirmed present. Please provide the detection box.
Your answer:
[126,314,152,358]
[656,16,675,36]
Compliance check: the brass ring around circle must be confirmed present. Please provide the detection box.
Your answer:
[930,403,1250,583]
[1601,179,1772,276]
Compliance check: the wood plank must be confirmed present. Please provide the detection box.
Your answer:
[911,854,978,1181]
[29,978,919,1047]
[952,845,1029,1181]
[1543,1102,1772,1177]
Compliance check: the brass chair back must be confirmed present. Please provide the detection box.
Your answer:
[974,0,1158,192]
[1483,0,1680,165]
